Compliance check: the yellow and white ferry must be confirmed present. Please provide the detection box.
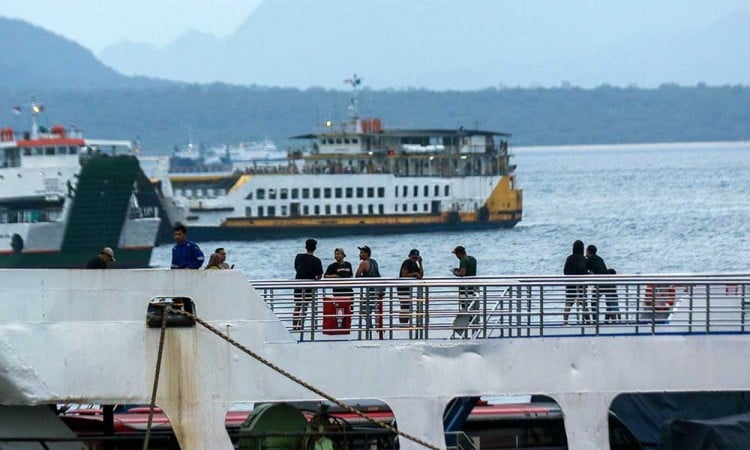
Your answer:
[157,79,522,241]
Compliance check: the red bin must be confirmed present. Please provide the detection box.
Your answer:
[323,297,353,335]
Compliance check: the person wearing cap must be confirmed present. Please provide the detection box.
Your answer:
[323,248,353,297]
[85,247,116,269]
[451,245,477,303]
[355,245,383,338]
[398,249,424,324]
[293,238,324,330]
[171,223,205,269]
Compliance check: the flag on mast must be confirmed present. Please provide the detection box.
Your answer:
[11,106,21,115]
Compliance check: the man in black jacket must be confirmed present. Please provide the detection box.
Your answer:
[563,240,589,325]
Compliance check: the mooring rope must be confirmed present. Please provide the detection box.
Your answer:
[143,307,169,450]
[170,309,442,450]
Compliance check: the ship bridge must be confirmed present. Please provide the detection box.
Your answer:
[0,270,748,450]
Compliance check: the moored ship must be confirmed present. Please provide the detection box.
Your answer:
[157,78,522,241]
[0,102,160,268]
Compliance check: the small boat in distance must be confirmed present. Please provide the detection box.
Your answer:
[0,101,160,268]
[156,76,522,241]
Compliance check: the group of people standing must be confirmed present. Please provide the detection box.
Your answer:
[563,240,620,324]
[291,239,477,331]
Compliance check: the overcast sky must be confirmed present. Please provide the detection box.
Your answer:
[3,0,750,89]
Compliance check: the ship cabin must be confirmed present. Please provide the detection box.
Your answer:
[291,118,516,178]
[0,125,134,226]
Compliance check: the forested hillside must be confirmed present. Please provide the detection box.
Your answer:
[2,83,749,152]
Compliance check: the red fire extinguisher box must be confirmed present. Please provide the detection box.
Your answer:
[323,297,353,335]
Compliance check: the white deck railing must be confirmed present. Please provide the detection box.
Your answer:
[251,274,750,341]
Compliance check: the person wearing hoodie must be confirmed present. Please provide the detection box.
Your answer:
[563,240,589,325]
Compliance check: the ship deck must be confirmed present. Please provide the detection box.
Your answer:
[0,270,748,450]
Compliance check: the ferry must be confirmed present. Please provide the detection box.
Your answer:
[0,102,160,268]
[1,271,747,450]
[156,78,522,241]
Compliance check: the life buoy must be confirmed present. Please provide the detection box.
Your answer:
[644,285,676,311]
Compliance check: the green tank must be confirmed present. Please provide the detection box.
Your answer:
[238,403,309,450]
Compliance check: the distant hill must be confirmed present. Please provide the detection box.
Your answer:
[1,16,749,150]
[0,17,171,90]
[3,83,749,152]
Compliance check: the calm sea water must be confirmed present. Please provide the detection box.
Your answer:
[150,142,750,279]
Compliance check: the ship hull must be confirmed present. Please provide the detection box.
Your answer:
[183,213,521,241]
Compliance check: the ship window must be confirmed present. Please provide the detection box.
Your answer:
[368,205,374,214]
[258,206,264,217]
[395,186,398,198]
[444,185,450,196]
[435,185,439,196]
[347,205,353,214]
[268,189,277,200]
[185,189,193,197]
[33,148,43,155]
[280,188,288,199]
[324,188,331,199]
[335,138,342,144]
[424,185,429,196]
[314,205,320,215]
[335,187,342,198]
[413,186,418,197]
[302,188,310,199]
[292,188,299,199]
[303,205,309,215]
[325,205,331,215]
[346,187,353,198]
[327,139,334,144]
[394,204,398,212]
[423,203,429,212]
[356,187,364,198]
[344,138,350,144]
[245,192,253,200]
[403,203,408,211]
[245,207,252,217]
[357,205,363,215]
[367,187,374,198]
[352,138,359,144]
[268,206,276,217]
[379,204,384,214]
[402,185,407,197]
[207,189,215,197]
[313,188,320,198]
[413,203,418,211]
[377,187,385,198]
[23,148,31,156]
[336,205,342,214]
[68,146,77,154]
[45,147,55,155]
[256,188,265,200]
[56,147,66,155]
[281,205,288,216]
[218,189,226,196]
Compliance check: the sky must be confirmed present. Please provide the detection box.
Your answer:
[3,0,750,89]
[2,0,263,52]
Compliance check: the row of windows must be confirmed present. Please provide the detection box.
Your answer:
[20,146,78,156]
[319,138,359,145]
[252,186,385,200]
[175,188,227,198]
[246,202,433,217]
[397,184,450,198]
[249,185,450,201]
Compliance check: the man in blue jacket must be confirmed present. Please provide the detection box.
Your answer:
[171,223,205,269]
